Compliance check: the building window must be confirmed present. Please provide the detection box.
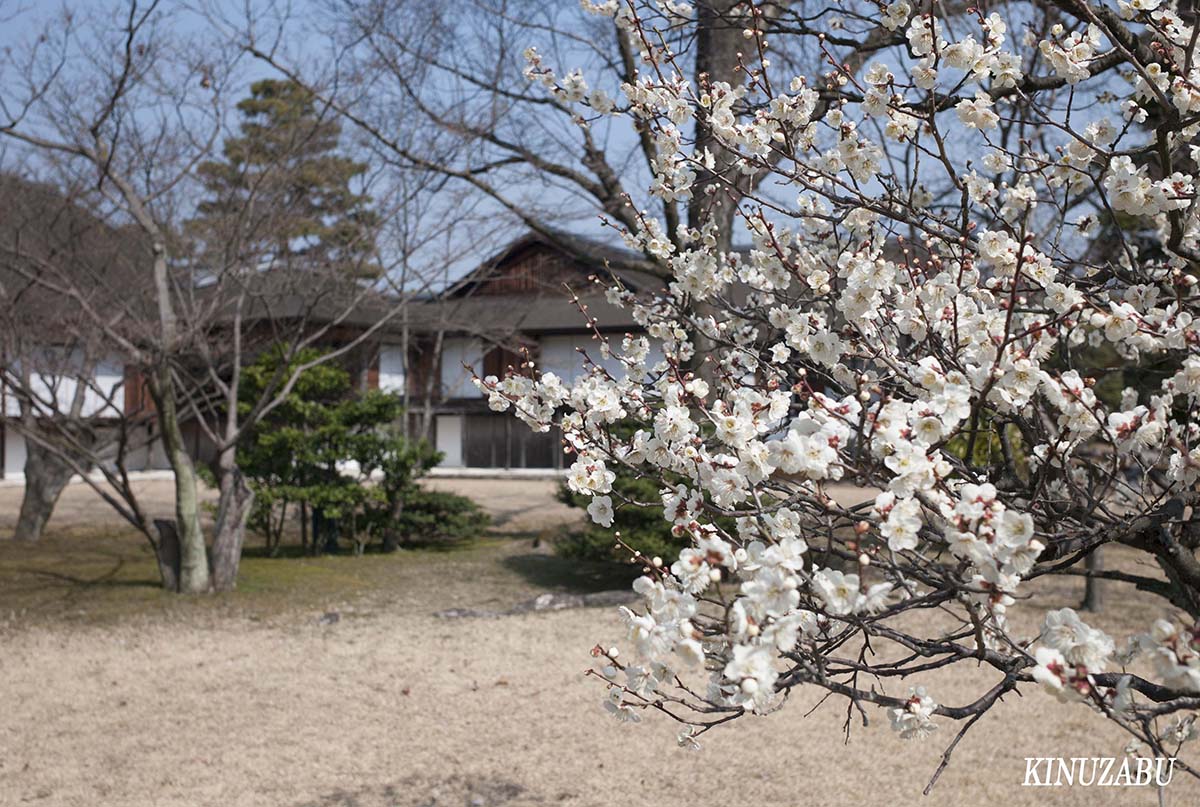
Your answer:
[461,414,561,469]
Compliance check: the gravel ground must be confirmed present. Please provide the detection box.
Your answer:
[0,477,218,535]
[2,601,1192,807]
[0,476,577,537]
[0,478,1195,806]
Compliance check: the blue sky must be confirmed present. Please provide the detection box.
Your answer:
[0,1,668,288]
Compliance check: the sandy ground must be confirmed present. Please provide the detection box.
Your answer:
[0,477,218,534]
[0,476,575,537]
[0,479,1196,807]
[422,478,578,535]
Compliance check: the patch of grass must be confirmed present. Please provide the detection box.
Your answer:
[0,529,181,627]
[0,522,627,629]
[0,525,510,627]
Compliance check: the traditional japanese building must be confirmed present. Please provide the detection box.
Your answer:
[1,186,661,479]
[377,229,663,472]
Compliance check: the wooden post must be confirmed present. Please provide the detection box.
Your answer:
[1082,549,1104,612]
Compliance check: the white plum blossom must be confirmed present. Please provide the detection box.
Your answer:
[1136,619,1200,693]
[587,495,615,528]
[875,491,922,552]
[723,643,779,711]
[889,687,938,739]
[566,458,615,495]
[494,0,1200,771]
[1041,608,1115,671]
[1031,647,1087,702]
[603,686,642,722]
[1038,24,1102,84]
[956,92,1000,130]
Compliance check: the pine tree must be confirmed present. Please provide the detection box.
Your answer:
[192,79,379,276]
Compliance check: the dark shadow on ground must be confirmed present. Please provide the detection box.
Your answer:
[485,505,536,530]
[294,788,380,807]
[240,532,483,559]
[20,564,157,591]
[295,776,528,807]
[501,551,637,593]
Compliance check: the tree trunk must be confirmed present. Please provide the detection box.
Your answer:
[210,462,254,592]
[312,506,339,555]
[267,500,287,557]
[300,500,309,553]
[151,368,210,593]
[1082,548,1105,612]
[13,438,77,541]
[689,0,744,251]
[381,494,406,553]
[684,1,743,382]
[419,329,445,442]
[153,518,182,592]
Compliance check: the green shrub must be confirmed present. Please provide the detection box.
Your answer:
[556,472,689,563]
[371,489,491,546]
[237,345,477,555]
[943,412,1029,481]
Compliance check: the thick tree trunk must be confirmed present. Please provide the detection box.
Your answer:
[685,1,743,382]
[13,439,77,541]
[689,0,744,250]
[153,518,182,592]
[152,368,210,593]
[210,462,254,592]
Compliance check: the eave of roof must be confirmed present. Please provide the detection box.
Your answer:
[444,227,665,298]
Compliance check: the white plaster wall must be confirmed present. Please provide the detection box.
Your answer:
[436,414,464,467]
[440,338,483,399]
[4,353,125,418]
[3,428,27,479]
[539,334,663,381]
[538,335,583,383]
[378,344,406,393]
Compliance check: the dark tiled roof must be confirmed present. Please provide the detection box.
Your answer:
[403,290,640,338]
[445,227,665,297]
[1,188,658,346]
[0,174,154,343]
